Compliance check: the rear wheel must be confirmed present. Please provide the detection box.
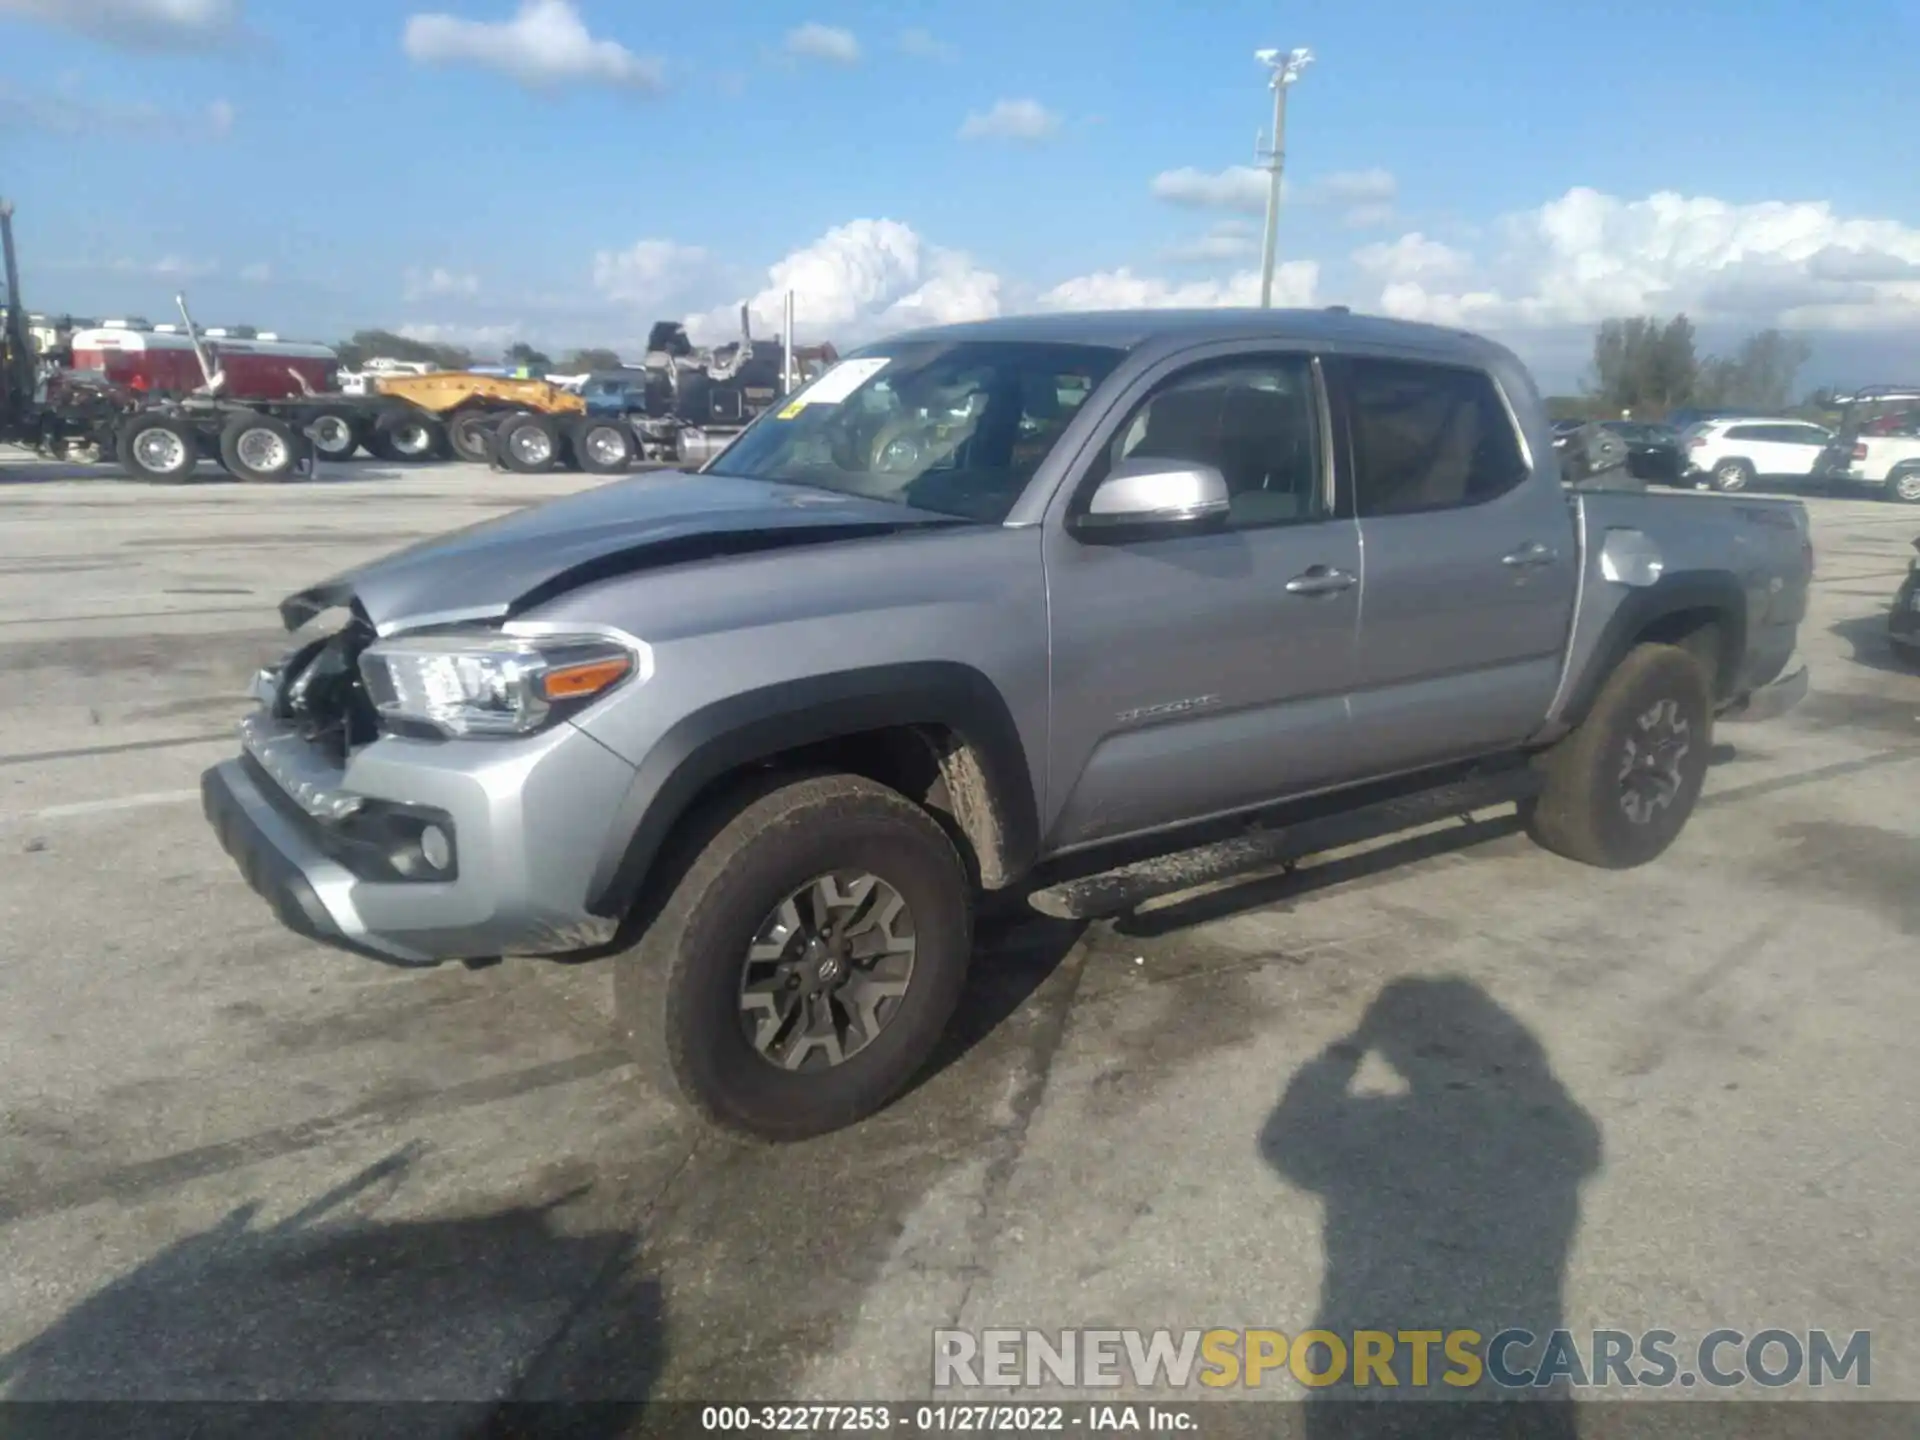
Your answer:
[367,411,444,463]
[115,415,199,482]
[446,408,500,464]
[218,414,306,482]
[1886,465,1920,504]
[570,415,636,474]
[1523,643,1713,869]
[497,412,561,473]
[614,772,973,1142]
[306,409,361,462]
[1710,458,1753,493]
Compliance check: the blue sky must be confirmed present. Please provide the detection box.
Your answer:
[4,0,1918,390]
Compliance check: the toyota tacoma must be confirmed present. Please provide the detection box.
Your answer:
[202,309,1813,1140]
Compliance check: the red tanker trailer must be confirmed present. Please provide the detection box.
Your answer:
[70,325,338,400]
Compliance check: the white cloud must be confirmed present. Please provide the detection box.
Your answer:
[958,98,1062,144]
[591,239,710,304]
[0,0,246,50]
[1351,233,1470,283]
[103,255,220,280]
[239,261,272,283]
[1162,221,1259,264]
[783,21,859,65]
[0,80,235,140]
[1037,261,1318,313]
[397,321,520,351]
[1366,188,1920,334]
[684,219,1000,345]
[1149,164,1397,226]
[402,0,662,92]
[1150,165,1269,215]
[897,27,955,61]
[403,266,481,301]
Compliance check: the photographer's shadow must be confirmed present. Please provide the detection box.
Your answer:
[1259,976,1601,1438]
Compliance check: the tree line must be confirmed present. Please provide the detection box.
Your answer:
[1563,315,1818,421]
[331,329,621,374]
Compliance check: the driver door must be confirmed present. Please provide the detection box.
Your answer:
[1040,349,1363,851]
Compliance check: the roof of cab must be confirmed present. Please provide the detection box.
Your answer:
[873,306,1517,367]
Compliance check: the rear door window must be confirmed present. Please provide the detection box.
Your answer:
[1344,359,1529,516]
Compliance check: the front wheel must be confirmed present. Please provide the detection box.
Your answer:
[1886,465,1920,505]
[614,772,974,1142]
[1523,642,1713,869]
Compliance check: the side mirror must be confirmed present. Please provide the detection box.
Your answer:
[1079,458,1230,533]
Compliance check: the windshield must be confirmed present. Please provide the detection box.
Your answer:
[704,339,1125,522]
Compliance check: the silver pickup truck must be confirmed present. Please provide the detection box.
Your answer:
[202,308,1812,1140]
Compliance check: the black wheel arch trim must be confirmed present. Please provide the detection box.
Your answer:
[583,660,1040,921]
[1561,570,1748,726]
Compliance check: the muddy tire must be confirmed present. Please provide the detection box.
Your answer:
[614,772,973,1142]
[217,414,306,482]
[1523,642,1713,869]
[115,415,200,482]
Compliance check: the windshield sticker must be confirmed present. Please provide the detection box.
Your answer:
[778,356,891,416]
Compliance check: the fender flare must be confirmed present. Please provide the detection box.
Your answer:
[1560,570,1748,726]
[583,661,1040,920]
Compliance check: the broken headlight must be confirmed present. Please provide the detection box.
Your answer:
[358,630,641,738]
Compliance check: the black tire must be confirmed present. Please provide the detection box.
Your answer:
[569,415,635,474]
[1709,458,1753,493]
[115,414,200,482]
[306,409,361,462]
[217,413,306,482]
[366,410,444,463]
[614,772,974,1142]
[446,408,499,464]
[1885,465,1920,505]
[1523,643,1713,870]
[496,411,562,473]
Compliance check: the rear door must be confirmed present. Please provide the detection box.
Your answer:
[1769,422,1831,476]
[1041,348,1363,849]
[1333,354,1578,771]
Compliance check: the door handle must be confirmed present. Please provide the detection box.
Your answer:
[1284,566,1358,596]
[1501,542,1558,569]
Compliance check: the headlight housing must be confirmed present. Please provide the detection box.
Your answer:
[358,630,640,738]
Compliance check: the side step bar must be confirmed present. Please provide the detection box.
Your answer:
[1026,767,1544,921]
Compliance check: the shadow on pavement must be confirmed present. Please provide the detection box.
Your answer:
[1259,976,1601,1438]
[0,1147,664,1438]
[1829,613,1915,678]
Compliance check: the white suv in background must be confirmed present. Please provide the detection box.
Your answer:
[1682,418,1832,492]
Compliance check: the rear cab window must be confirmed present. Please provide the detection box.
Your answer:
[1341,357,1530,515]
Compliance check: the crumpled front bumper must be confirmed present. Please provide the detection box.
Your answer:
[202,709,636,966]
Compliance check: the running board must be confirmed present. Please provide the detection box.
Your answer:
[1025,767,1544,921]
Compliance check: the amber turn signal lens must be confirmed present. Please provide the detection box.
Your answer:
[539,655,632,701]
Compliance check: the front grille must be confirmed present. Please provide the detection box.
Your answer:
[271,616,379,759]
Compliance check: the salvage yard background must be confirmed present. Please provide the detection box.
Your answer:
[0,454,1915,1410]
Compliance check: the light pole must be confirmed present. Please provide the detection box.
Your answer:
[1254,46,1312,308]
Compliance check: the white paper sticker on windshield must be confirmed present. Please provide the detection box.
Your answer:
[781,356,890,413]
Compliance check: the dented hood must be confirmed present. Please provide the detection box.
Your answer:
[280,470,963,634]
